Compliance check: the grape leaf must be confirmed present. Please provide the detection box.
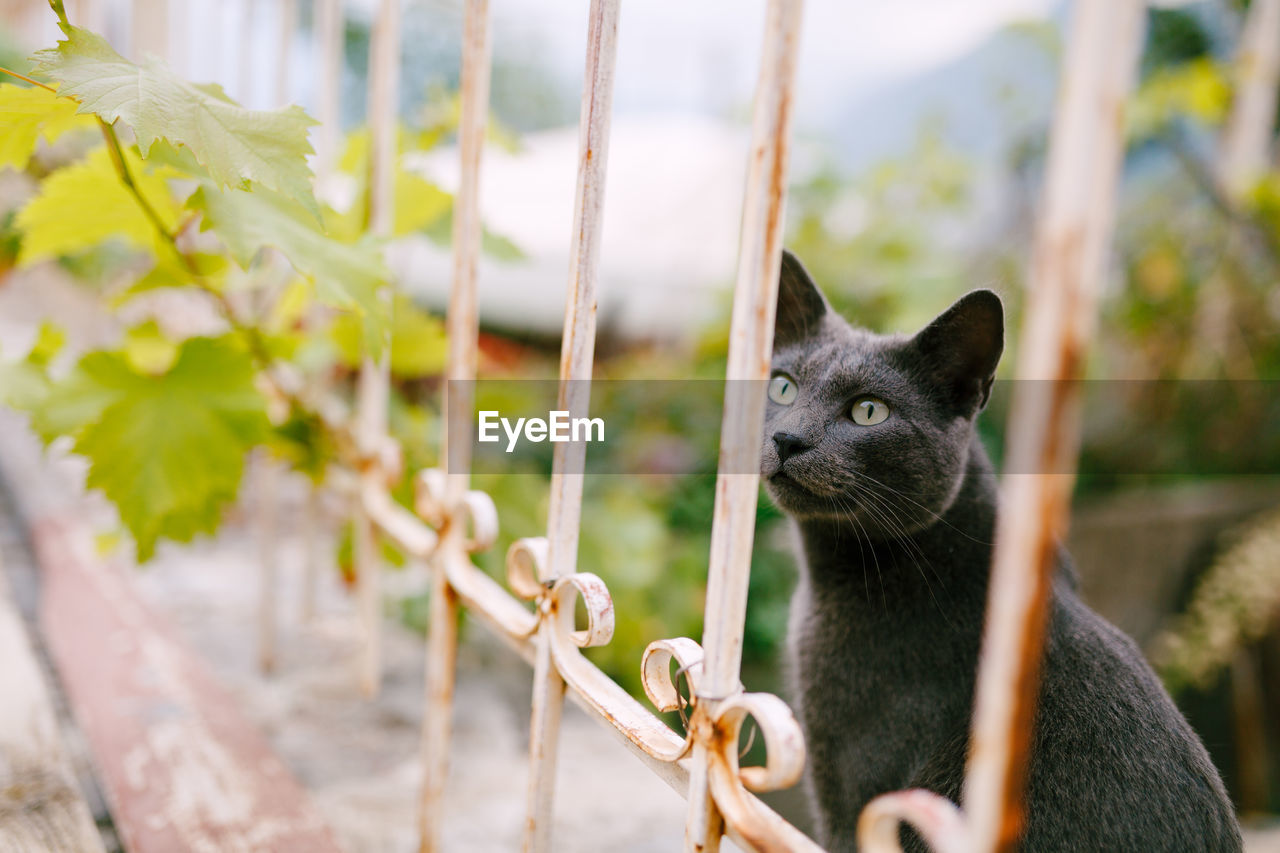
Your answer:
[0,320,62,411]
[191,184,390,348]
[35,336,269,560]
[32,25,319,215]
[15,145,178,266]
[28,320,66,366]
[330,293,448,379]
[0,82,93,169]
[0,359,50,410]
[394,170,451,236]
[111,251,230,306]
[122,319,178,374]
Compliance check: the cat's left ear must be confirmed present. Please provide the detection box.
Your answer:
[774,250,830,348]
[911,289,1004,413]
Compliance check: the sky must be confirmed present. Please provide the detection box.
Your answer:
[504,0,1059,126]
[1,0,1065,338]
[335,0,1061,131]
[8,1,1060,135]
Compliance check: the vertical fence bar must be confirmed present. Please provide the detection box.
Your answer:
[961,1,1144,850]
[301,485,321,622]
[522,3,621,851]
[237,0,255,103]
[276,0,296,106]
[440,0,490,506]
[686,1,803,850]
[1218,0,1280,196]
[314,0,343,181]
[353,0,400,699]
[257,456,279,673]
[418,1,491,849]
[130,0,168,62]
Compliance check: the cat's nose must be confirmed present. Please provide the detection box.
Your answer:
[772,432,811,463]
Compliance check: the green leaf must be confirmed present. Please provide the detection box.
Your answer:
[422,208,525,261]
[35,337,269,560]
[32,25,319,214]
[1,321,66,411]
[113,251,230,306]
[394,170,450,237]
[191,184,390,349]
[330,293,448,379]
[0,82,93,169]
[29,349,135,441]
[15,145,178,266]
[1128,58,1230,141]
[123,319,178,374]
[28,320,65,366]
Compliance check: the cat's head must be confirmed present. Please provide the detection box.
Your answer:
[760,250,1003,536]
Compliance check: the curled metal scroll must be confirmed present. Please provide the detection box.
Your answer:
[857,789,970,853]
[414,468,498,553]
[505,536,614,648]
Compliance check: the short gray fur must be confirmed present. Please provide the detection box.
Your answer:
[762,250,1241,852]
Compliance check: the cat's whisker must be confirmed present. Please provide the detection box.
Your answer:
[825,494,873,604]
[851,482,958,631]
[854,469,994,547]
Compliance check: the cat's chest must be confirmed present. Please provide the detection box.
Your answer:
[787,577,983,708]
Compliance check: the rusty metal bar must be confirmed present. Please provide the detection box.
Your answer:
[418,0,491,849]
[276,0,296,106]
[238,0,255,102]
[352,0,400,699]
[314,0,343,180]
[440,0,491,507]
[365,0,399,239]
[1218,0,1280,196]
[857,5,1144,849]
[522,2,620,851]
[130,0,169,63]
[256,455,279,674]
[686,1,803,850]
[300,485,321,623]
[962,2,1144,849]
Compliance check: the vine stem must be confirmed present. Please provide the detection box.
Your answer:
[98,120,172,241]
[94,119,356,452]
[49,0,69,29]
[0,67,57,92]
[6,44,358,458]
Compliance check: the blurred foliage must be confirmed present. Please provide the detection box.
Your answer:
[4,0,1280,716]
[1153,507,1280,692]
[1142,7,1215,77]
[0,8,501,562]
[786,124,979,336]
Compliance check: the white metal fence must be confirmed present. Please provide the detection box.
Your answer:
[344,0,1147,850]
[3,0,1154,849]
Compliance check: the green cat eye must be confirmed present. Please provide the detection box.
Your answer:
[851,396,889,426]
[768,373,798,405]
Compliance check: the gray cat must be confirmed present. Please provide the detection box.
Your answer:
[761,250,1240,852]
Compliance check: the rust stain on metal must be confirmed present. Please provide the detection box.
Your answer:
[958,4,1145,851]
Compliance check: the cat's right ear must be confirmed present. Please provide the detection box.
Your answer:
[911,289,1004,414]
[774,250,829,348]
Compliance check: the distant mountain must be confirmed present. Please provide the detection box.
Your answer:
[826,19,1061,173]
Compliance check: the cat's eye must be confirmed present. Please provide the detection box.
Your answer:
[768,373,798,405]
[850,397,890,426]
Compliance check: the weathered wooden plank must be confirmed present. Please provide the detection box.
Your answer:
[0,555,104,853]
[27,514,345,853]
[0,416,344,853]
